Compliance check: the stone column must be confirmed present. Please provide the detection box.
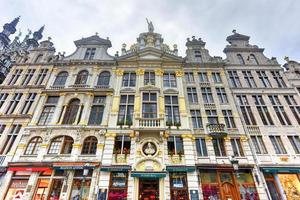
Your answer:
[24,172,39,200]
[79,93,94,125]
[52,93,66,124]
[29,93,47,125]
[102,133,116,165]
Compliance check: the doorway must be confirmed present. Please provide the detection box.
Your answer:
[139,179,159,200]
[219,172,239,200]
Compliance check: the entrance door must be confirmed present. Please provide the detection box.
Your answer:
[219,172,239,200]
[139,179,159,200]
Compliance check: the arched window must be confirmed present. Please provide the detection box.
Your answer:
[237,54,245,65]
[81,136,98,154]
[53,71,68,86]
[24,137,42,155]
[35,54,43,63]
[48,136,74,154]
[62,99,81,124]
[249,54,259,65]
[97,71,110,86]
[75,70,88,85]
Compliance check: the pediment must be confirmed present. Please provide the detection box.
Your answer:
[120,88,136,93]
[163,88,179,94]
[139,84,160,91]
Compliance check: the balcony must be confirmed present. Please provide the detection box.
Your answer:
[113,154,129,164]
[69,84,90,88]
[95,85,110,89]
[50,85,65,89]
[206,123,227,138]
[137,118,163,128]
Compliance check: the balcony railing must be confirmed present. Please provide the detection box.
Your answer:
[138,118,162,128]
[95,85,110,89]
[206,123,227,138]
[69,84,90,88]
[50,85,65,89]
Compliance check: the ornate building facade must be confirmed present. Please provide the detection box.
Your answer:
[0,20,300,200]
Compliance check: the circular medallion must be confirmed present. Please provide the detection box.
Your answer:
[142,142,157,156]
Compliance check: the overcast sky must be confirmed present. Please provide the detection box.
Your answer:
[1,0,299,64]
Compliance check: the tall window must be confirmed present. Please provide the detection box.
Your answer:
[187,87,198,104]
[35,54,43,63]
[222,110,236,128]
[206,110,218,124]
[0,124,21,155]
[168,136,184,155]
[81,136,98,154]
[271,71,286,88]
[228,71,241,88]
[22,69,35,85]
[21,93,37,114]
[212,138,226,156]
[118,95,134,125]
[88,96,106,125]
[212,72,222,83]
[194,50,202,62]
[195,138,207,156]
[256,71,272,88]
[237,54,245,65]
[8,69,23,85]
[24,137,42,155]
[142,92,157,118]
[62,99,81,124]
[269,136,287,154]
[242,71,257,88]
[0,124,6,137]
[249,54,259,65]
[236,95,256,125]
[35,69,48,85]
[198,72,208,83]
[165,96,180,125]
[216,87,228,104]
[163,73,177,87]
[231,138,244,157]
[84,48,96,60]
[190,110,202,128]
[38,96,59,125]
[75,70,88,85]
[48,136,74,154]
[269,95,291,125]
[0,93,8,108]
[184,72,194,83]
[251,136,267,154]
[144,71,155,85]
[253,95,274,125]
[109,172,128,199]
[53,71,68,86]
[114,135,131,155]
[97,71,110,87]
[288,136,300,154]
[122,72,136,87]
[5,93,23,114]
[284,95,300,125]
[201,87,214,103]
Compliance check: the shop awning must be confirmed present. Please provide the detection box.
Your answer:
[53,162,99,170]
[261,167,300,173]
[166,165,196,172]
[8,167,51,172]
[131,171,167,178]
[100,165,131,172]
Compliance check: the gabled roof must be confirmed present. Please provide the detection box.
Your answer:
[226,30,250,42]
[74,35,112,47]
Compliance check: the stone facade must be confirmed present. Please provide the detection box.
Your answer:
[0,22,300,200]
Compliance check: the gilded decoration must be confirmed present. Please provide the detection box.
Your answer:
[136,159,162,171]
[136,69,145,75]
[105,132,117,138]
[205,136,213,141]
[72,143,82,148]
[240,136,248,142]
[154,69,164,76]
[175,70,184,77]
[114,69,124,76]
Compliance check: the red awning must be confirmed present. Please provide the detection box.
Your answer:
[8,167,51,172]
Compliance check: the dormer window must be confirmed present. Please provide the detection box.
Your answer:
[249,54,259,65]
[237,54,245,65]
[84,48,96,60]
[194,51,202,62]
[35,54,43,63]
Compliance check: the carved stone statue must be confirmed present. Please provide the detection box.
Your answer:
[146,18,154,33]
[143,142,156,156]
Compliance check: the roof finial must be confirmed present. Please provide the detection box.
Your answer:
[95,32,98,36]
[146,18,154,33]
[232,29,237,34]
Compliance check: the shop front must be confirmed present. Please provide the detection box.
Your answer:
[198,167,259,200]
[262,167,300,200]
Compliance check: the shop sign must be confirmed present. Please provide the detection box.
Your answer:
[190,190,199,200]
[8,167,51,172]
[100,165,131,172]
[166,166,196,172]
[131,172,166,178]
[53,162,98,170]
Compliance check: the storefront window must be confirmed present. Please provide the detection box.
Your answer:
[5,179,29,200]
[33,179,50,200]
[278,174,300,200]
[70,170,92,200]
[200,170,221,200]
[170,172,189,200]
[264,173,281,200]
[49,179,63,200]
[236,171,259,200]
[108,172,128,200]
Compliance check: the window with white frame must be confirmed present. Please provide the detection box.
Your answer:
[256,71,272,88]
[250,136,267,154]
[5,93,23,114]
[184,72,194,83]
[144,71,155,85]
[187,87,198,104]
[38,96,59,125]
[21,93,37,114]
[168,136,184,155]
[22,69,35,85]
[269,136,287,154]
[201,87,214,103]
[118,95,134,125]
[48,136,74,154]
[206,110,218,124]
[236,95,256,125]
[8,69,23,85]
[75,70,88,85]
[25,137,42,155]
[35,69,48,85]
[252,95,274,125]
[216,87,228,104]
[268,95,291,125]
[190,110,202,128]
[284,95,300,125]
[231,138,244,157]
[165,96,180,125]
[198,72,208,83]
[212,72,222,83]
[228,71,241,88]
[97,71,111,87]
[212,138,226,156]
[222,110,236,128]
[242,71,257,88]
[163,73,177,87]
[195,138,208,156]
[0,93,8,108]
[113,135,131,155]
[53,71,68,86]
[0,124,21,155]
[142,92,157,118]
[271,71,286,88]
[84,48,96,60]
[288,136,300,154]
[194,51,202,62]
[122,72,136,87]
[88,96,106,125]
